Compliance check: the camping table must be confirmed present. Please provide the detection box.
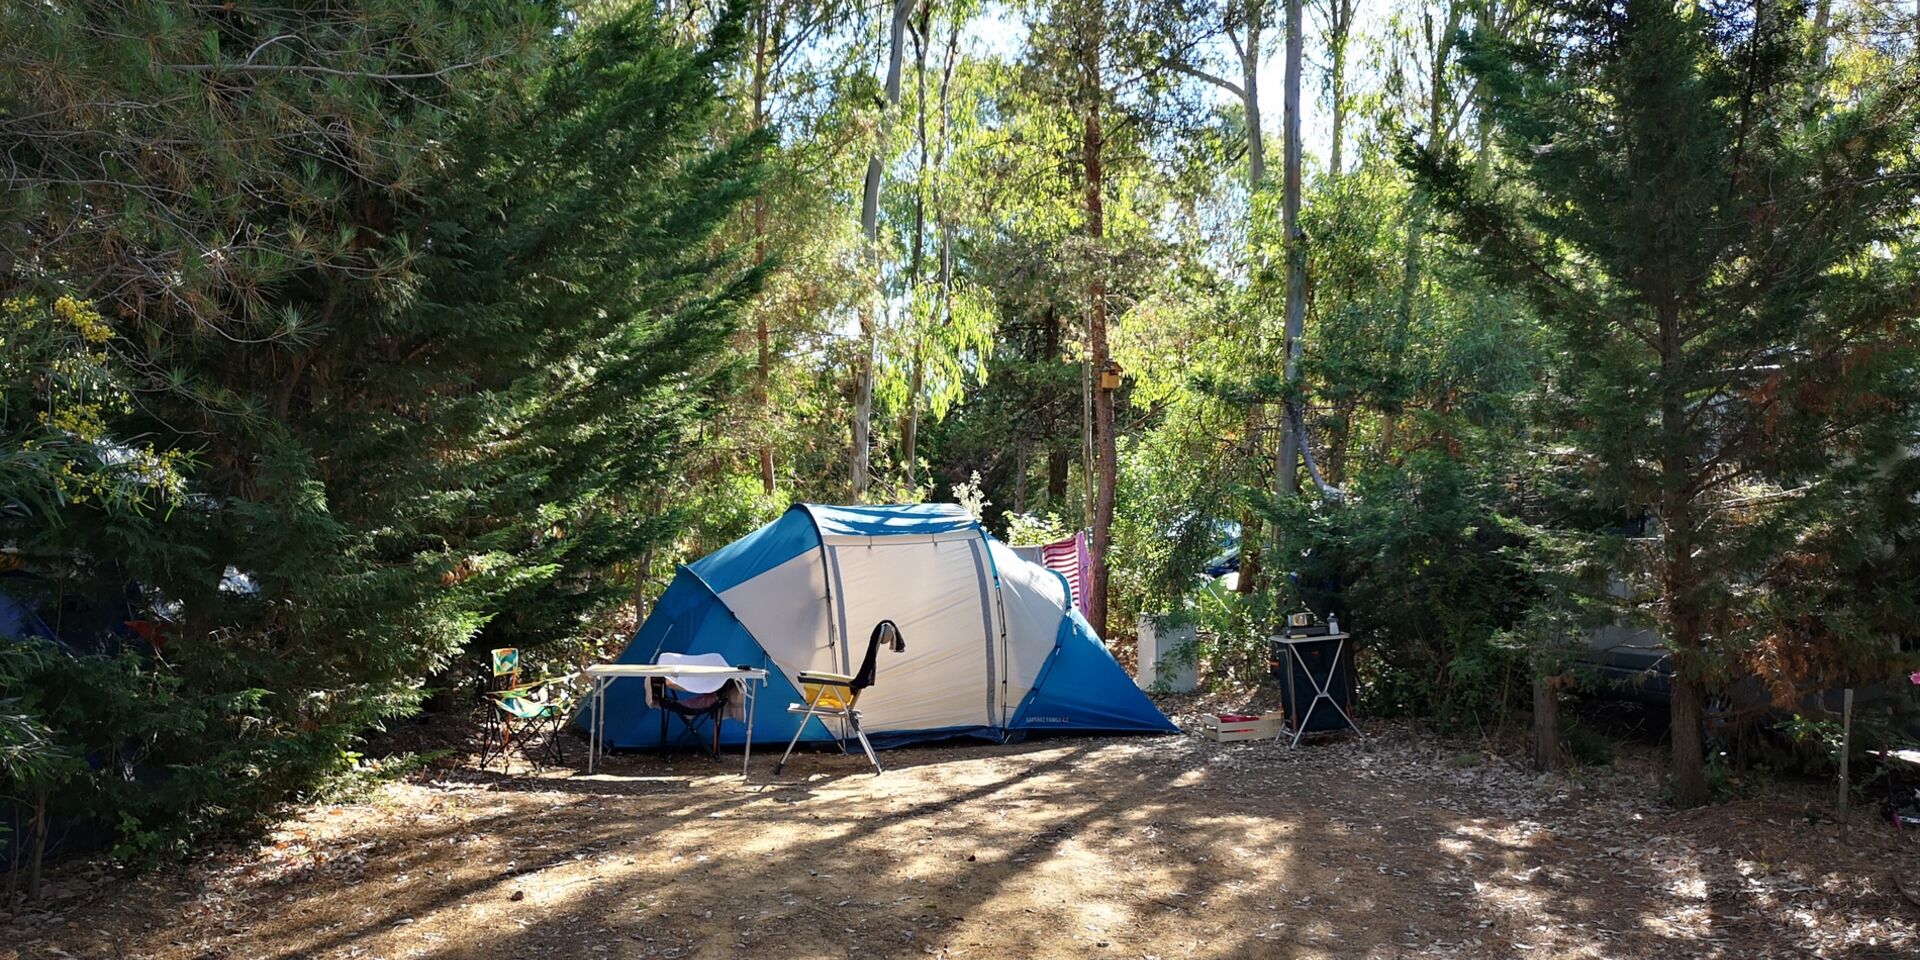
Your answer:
[1271,632,1359,748]
[585,663,769,776]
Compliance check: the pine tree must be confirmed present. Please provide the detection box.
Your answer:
[1,1,763,852]
[1412,0,1920,805]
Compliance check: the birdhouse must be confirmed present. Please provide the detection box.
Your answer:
[1098,359,1123,391]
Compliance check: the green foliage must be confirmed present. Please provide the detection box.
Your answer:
[1003,511,1075,546]
[1,294,194,521]
[1,642,309,867]
[950,471,991,520]
[1411,0,1920,798]
[0,647,73,799]
[1189,583,1279,687]
[5,0,1915,865]
[1,1,762,863]
[1558,718,1615,768]
[1263,452,1536,728]
[307,749,453,806]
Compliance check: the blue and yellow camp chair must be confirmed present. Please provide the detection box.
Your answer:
[773,620,904,775]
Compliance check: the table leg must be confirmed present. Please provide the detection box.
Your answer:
[1324,638,1361,735]
[589,678,604,773]
[1287,638,1359,747]
[1288,643,1312,748]
[742,679,756,778]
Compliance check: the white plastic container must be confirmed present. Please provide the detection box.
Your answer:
[1136,613,1199,693]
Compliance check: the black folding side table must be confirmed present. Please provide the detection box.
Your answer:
[1272,631,1360,748]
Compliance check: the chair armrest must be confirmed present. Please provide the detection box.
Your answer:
[797,671,854,686]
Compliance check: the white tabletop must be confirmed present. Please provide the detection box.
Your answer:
[586,663,769,679]
[1274,632,1350,644]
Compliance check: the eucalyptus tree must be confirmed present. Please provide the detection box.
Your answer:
[1314,0,1357,179]
[850,0,921,499]
[885,0,1000,493]
[1146,0,1284,590]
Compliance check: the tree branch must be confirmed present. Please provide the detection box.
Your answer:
[162,58,492,81]
[1161,59,1246,99]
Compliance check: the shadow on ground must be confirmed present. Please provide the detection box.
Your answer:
[14,718,1917,960]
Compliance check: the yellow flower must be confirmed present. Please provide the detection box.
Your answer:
[52,296,113,344]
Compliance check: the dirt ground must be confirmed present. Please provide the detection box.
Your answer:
[10,698,1919,960]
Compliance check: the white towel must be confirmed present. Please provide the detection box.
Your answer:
[641,652,750,723]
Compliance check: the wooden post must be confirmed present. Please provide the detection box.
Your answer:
[1837,687,1853,827]
[26,788,47,903]
[1532,673,1561,772]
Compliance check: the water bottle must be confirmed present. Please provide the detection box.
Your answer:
[1327,613,1340,635]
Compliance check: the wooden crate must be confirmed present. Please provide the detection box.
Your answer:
[1199,711,1286,742]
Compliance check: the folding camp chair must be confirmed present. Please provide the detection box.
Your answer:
[651,651,735,761]
[773,620,905,775]
[488,647,522,690]
[478,648,577,771]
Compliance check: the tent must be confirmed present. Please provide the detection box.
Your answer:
[583,503,1176,749]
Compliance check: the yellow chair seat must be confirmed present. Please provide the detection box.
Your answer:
[794,670,856,711]
[798,685,853,711]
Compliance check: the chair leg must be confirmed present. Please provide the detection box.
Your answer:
[477,713,495,769]
[773,698,824,775]
[684,712,719,762]
[512,716,545,771]
[537,715,563,767]
[660,708,719,763]
[847,711,883,775]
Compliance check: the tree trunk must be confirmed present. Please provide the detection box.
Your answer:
[1669,671,1709,805]
[1236,520,1263,594]
[1327,0,1353,179]
[1659,295,1709,807]
[852,0,918,499]
[902,352,922,484]
[4,811,17,903]
[1240,3,1265,189]
[632,489,662,630]
[1013,439,1029,513]
[1236,1,1266,595]
[1532,673,1561,772]
[901,3,932,488]
[1043,304,1069,505]
[1082,6,1116,640]
[1273,0,1306,505]
[1379,2,1461,459]
[1324,400,1356,484]
[1379,214,1423,457]
[1047,450,1068,503]
[751,0,777,496]
[26,788,48,903]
